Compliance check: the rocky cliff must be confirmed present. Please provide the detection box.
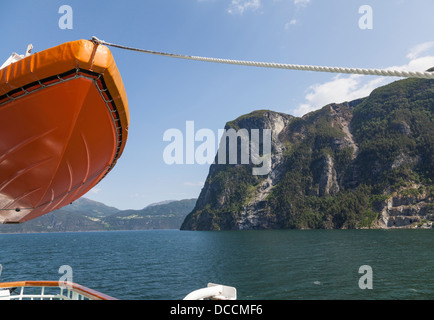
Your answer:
[181,75,434,230]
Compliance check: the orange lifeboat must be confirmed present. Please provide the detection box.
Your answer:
[0,39,129,223]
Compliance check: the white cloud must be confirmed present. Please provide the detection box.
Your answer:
[227,0,261,15]
[406,41,434,60]
[285,19,297,29]
[292,43,434,117]
[388,55,434,73]
[130,192,142,198]
[293,75,387,117]
[294,0,310,6]
[285,0,311,30]
[89,187,101,194]
[184,181,205,187]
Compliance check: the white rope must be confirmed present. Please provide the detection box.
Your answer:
[91,37,434,79]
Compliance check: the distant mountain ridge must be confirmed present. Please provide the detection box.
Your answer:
[65,197,121,217]
[145,200,177,208]
[0,198,196,233]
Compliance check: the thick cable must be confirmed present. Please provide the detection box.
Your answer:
[91,37,434,79]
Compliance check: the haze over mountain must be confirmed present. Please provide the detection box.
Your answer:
[0,198,196,233]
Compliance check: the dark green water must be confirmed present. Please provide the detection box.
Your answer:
[0,229,432,300]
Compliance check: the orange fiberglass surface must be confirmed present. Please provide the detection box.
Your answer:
[0,39,129,223]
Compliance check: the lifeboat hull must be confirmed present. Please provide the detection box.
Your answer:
[0,40,129,223]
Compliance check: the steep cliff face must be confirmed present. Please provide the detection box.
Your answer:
[376,188,433,229]
[181,110,293,230]
[181,76,434,230]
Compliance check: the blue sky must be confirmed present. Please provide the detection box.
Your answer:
[1,0,434,210]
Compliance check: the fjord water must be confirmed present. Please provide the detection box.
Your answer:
[0,229,432,300]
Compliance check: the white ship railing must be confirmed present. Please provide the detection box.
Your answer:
[0,281,237,300]
[0,281,117,300]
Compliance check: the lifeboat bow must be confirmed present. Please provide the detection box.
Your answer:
[0,39,129,223]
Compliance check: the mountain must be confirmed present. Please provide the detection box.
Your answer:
[101,199,197,230]
[62,197,121,217]
[0,198,197,233]
[181,75,434,230]
[145,200,177,208]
